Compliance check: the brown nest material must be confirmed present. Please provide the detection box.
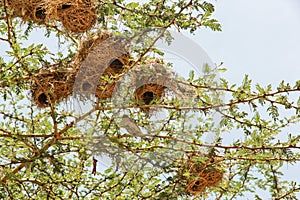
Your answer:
[133,58,200,111]
[94,81,116,100]
[95,54,131,100]
[30,31,111,108]
[74,31,113,67]
[77,54,130,101]
[31,69,76,107]
[54,0,97,33]
[45,0,94,18]
[6,0,96,31]
[131,59,176,113]
[179,155,224,195]
[73,33,131,100]
[135,84,166,106]
[76,53,130,100]
[5,0,25,18]
[31,31,131,107]
[7,0,47,23]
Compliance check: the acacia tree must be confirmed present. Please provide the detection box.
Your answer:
[1,0,300,199]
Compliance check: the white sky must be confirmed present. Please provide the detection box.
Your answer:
[194,0,300,86]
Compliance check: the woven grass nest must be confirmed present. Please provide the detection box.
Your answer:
[31,69,76,108]
[135,83,165,106]
[131,59,175,113]
[73,32,131,101]
[78,54,131,101]
[55,0,97,33]
[6,0,97,32]
[31,32,131,107]
[74,31,113,66]
[7,0,47,23]
[31,54,130,107]
[179,154,224,195]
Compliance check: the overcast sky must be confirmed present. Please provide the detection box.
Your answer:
[194,0,300,86]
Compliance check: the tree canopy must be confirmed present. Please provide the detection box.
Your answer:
[1,0,300,199]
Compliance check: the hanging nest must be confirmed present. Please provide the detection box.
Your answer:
[178,154,224,195]
[31,69,76,107]
[135,84,166,106]
[75,54,130,101]
[73,32,131,100]
[77,54,130,101]
[54,0,97,33]
[59,5,96,33]
[30,31,111,108]
[74,31,113,67]
[132,58,176,113]
[6,0,47,23]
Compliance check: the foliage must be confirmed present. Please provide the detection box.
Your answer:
[0,0,300,199]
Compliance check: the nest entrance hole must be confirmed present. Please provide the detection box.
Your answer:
[35,6,46,20]
[61,5,72,10]
[109,58,124,72]
[188,179,206,194]
[82,81,92,91]
[135,84,165,105]
[38,93,48,105]
[37,92,51,107]
[141,91,155,105]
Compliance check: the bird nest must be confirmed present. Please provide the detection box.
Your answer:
[78,54,131,101]
[135,83,166,106]
[74,31,113,67]
[179,154,224,195]
[31,32,131,108]
[73,32,131,101]
[31,69,76,108]
[6,0,97,32]
[55,0,97,33]
[131,59,176,113]
[7,0,47,23]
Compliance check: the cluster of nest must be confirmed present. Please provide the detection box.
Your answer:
[29,27,180,111]
[31,31,131,107]
[178,154,224,195]
[31,29,176,111]
[5,0,97,32]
